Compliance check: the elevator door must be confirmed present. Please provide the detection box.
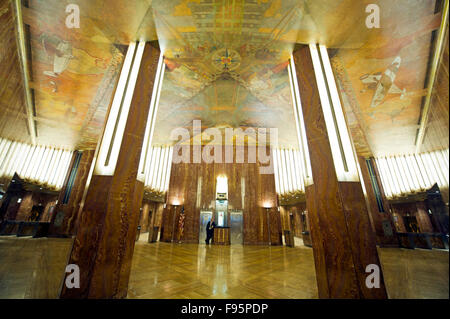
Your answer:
[230,211,243,244]
[199,211,213,244]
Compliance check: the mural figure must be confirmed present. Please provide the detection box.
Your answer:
[360,56,406,108]
[41,35,74,78]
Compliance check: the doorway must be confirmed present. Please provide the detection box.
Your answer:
[230,210,243,245]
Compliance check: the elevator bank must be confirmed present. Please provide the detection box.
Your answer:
[198,176,243,245]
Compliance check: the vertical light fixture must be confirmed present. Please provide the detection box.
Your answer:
[288,55,313,187]
[309,44,359,182]
[95,42,144,176]
[138,51,166,182]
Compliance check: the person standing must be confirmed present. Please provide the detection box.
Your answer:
[205,215,216,245]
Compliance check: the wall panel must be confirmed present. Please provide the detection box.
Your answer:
[162,144,277,245]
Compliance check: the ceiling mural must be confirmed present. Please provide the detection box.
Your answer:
[0,0,445,158]
[22,0,134,150]
[331,0,441,157]
[150,0,304,147]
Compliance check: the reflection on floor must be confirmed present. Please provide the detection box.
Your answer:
[0,237,73,299]
[128,242,318,299]
[0,236,448,299]
[379,248,449,299]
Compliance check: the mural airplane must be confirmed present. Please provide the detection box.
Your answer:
[360,57,406,109]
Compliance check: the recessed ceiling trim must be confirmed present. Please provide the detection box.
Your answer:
[13,0,36,144]
[416,0,449,153]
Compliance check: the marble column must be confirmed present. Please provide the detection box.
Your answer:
[49,150,95,237]
[291,44,387,299]
[60,42,162,298]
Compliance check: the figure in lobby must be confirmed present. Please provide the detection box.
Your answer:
[205,215,216,245]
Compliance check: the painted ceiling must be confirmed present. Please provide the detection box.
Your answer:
[0,0,446,157]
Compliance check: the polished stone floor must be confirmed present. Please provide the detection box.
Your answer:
[0,236,448,299]
[128,240,318,299]
[0,236,73,298]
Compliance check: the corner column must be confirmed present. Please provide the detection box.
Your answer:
[49,150,95,237]
[292,45,387,298]
[60,42,163,298]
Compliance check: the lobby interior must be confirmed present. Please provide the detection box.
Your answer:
[0,0,449,299]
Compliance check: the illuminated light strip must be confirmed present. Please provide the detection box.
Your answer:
[18,145,32,176]
[388,157,405,194]
[276,149,285,194]
[437,151,449,182]
[10,143,26,176]
[163,146,174,191]
[375,158,392,198]
[50,150,65,187]
[165,146,174,191]
[288,55,313,186]
[284,150,293,192]
[272,148,281,194]
[394,156,410,193]
[138,52,165,182]
[276,148,285,195]
[0,139,7,157]
[0,139,72,189]
[399,156,414,192]
[23,145,38,179]
[389,157,403,194]
[159,148,169,192]
[95,42,138,176]
[57,152,72,189]
[271,147,307,196]
[382,157,400,195]
[147,148,158,188]
[42,149,57,183]
[293,150,304,192]
[158,147,169,192]
[318,45,359,180]
[47,150,62,184]
[375,149,449,198]
[8,143,25,176]
[151,147,162,189]
[309,44,359,182]
[3,142,18,177]
[154,147,164,191]
[438,150,449,172]
[429,152,447,187]
[288,149,298,191]
[0,141,13,177]
[411,154,427,188]
[37,148,51,182]
[30,146,45,180]
[424,153,444,187]
[375,159,390,198]
[376,159,394,197]
[415,154,431,187]
[144,147,153,186]
[404,155,420,190]
[381,158,395,198]
[280,149,289,193]
[141,146,174,193]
